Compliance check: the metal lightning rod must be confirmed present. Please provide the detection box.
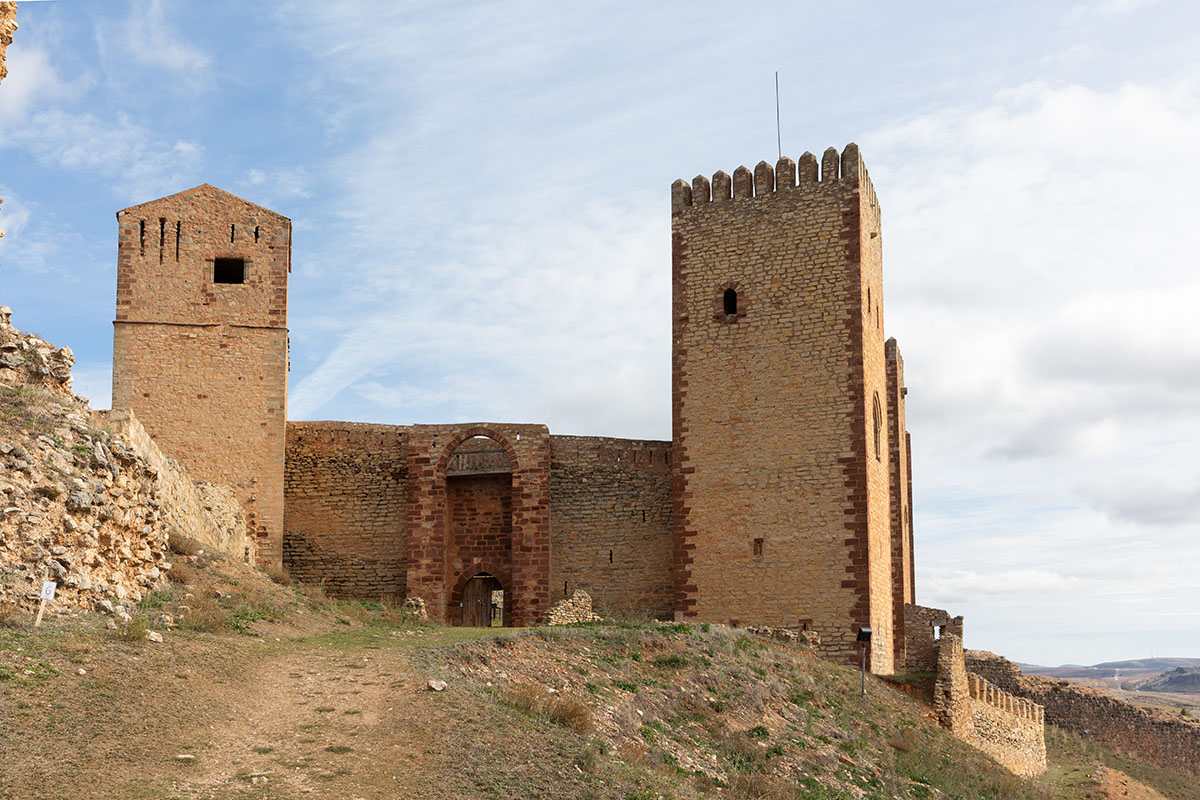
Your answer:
[775,70,782,160]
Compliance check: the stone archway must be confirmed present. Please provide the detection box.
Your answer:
[405,424,551,626]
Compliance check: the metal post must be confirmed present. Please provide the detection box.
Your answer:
[860,645,866,697]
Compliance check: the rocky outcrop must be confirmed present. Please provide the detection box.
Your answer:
[1,2,15,242]
[0,2,14,83]
[0,307,246,615]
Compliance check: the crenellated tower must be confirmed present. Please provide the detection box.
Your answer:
[111,184,290,568]
[670,144,895,672]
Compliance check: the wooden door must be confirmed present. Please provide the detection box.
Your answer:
[462,576,492,627]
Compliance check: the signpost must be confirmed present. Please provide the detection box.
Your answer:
[34,579,56,627]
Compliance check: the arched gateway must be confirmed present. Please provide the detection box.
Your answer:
[405,424,551,626]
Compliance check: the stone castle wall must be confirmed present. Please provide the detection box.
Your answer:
[885,339,914,668]
[670,145,895,671]
[111,186,289,569]
[283,421,408,599]
[904,603,963,672]
[934,634,1047,777]
[967,650,1200,775]
[97,409,248,562]
[548,435,673,620]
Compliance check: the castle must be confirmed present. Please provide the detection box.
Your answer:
[110,144,916,673]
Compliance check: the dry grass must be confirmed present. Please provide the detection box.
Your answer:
[177,592,229,633]
[0,600,21,629]
[263,563,291,586]
[726,773,797,800]
[110,615,149,642]
[167,560,201,585]
[501,682,593,734]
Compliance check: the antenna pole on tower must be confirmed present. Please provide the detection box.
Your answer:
[775,70,782,160]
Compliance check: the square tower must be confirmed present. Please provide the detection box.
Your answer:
[670,145,895,672]
[111,184,290,568]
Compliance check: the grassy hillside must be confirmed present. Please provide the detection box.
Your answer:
[1,553,1195,800]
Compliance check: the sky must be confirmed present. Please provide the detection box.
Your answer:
[2,0,1198,666]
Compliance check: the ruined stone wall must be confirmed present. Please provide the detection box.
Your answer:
[670,145,894,671]
[934,634,1047,777]
[966,672,1047,778]
[886,339,914,668]
[548,435,673,620]
[111,185,289,569]
[0,2,14,84]
[282,422,408,599]
[967,650,1200,775]
[904,603,962,672]
[97,408,248,561]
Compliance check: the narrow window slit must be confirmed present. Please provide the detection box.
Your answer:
[158,218,166,263]
[138,219,145,256]
[230,224,236,243]
[608,550,613,564]
[174,221,181,261]
[723,287,738,316]
[254,225,261,243]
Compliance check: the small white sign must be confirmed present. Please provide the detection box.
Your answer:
[40,580,57,602]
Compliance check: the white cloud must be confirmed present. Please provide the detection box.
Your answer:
[3,109,203,201]
[97,0,210,77]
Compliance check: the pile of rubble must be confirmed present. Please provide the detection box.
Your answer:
[0,307,242,615]
[546,589,602,625]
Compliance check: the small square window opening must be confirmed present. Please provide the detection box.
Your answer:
[214,258,246,284]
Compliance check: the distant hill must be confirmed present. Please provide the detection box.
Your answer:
[1019,658,1200,680]
[1135,667,1200,693]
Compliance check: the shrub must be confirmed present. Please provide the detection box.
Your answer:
[501,683,592,734]
[111,615,149,642]
[168,561,201,585]
[652,653,688,669]
[546,694,593,734]
[178,593,228,632]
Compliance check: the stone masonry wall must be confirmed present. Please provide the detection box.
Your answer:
[885,338,914,668]
[97,408,248,562]
[112,185,289,569]
[283,421,408,599]
[670,145,894,671]
[935,633,1047,777]
[446,472,513,624]
[967,672,1047,778]
[904,603,962,673]
[967,650,1200,775]
[549,435,673,620]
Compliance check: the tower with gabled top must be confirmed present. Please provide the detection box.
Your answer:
[112,184,290,568]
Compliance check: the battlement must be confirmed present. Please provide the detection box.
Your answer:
[969,672,1045,724]
[671,143,878,213]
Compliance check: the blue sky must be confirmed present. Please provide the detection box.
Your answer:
[3,0,1199,665]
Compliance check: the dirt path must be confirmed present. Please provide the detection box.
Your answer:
[173,632,457,799]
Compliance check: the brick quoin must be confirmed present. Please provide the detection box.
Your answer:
[114,146,916,644]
